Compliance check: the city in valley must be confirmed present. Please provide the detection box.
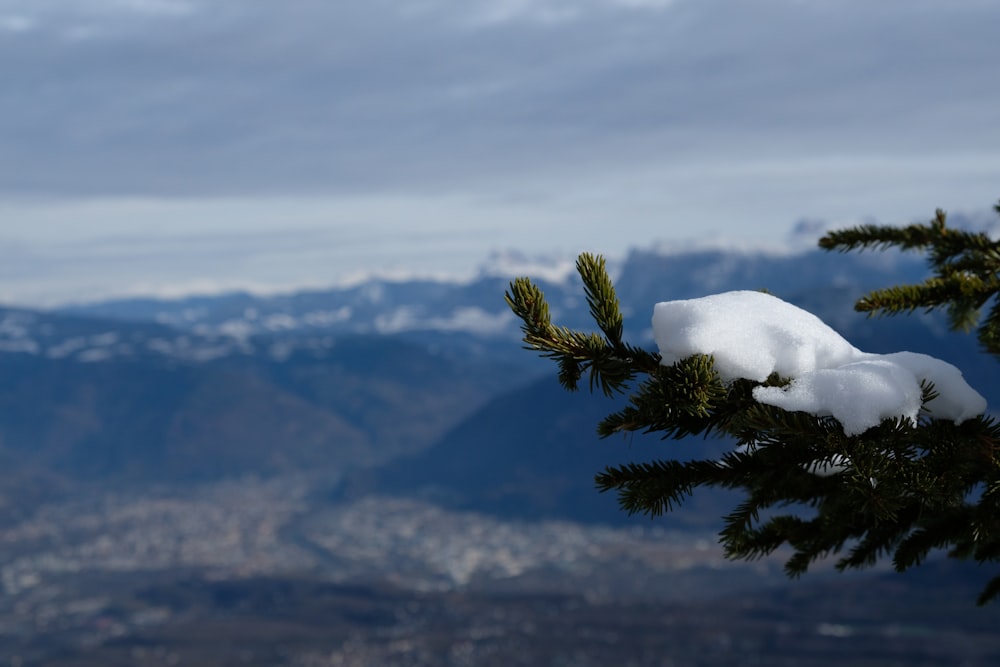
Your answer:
[1,476,999,667]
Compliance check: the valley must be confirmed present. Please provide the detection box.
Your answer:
[2,476,999,667]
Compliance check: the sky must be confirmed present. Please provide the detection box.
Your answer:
[1,0,998,306]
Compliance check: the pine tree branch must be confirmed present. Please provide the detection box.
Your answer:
[595,459,722,516]
[822,206,1000,345]
[977,575,1000,606]
[576,253,624,346]
[506,203,1000,603]
[597,355,727,439]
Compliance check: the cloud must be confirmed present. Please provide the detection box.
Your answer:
[0,14,34,32]
[0,1,998,309]
[0,195,521,306]
[0,0,994,202]
[110,0,195,15]
[462,0,583,26]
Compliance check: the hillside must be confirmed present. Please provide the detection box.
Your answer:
[0,317,513,492]
[0,243,992,512]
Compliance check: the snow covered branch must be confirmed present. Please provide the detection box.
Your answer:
[506,206,1000,604]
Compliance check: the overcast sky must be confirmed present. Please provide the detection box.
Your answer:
[1,0,998,306]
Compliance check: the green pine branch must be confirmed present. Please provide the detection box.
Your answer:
[820,202,1000,345]
[505,201,1000,604]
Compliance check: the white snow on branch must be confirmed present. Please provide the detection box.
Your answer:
[652,291,987,436]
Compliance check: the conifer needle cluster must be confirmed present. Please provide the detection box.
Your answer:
[505,203,1000,604]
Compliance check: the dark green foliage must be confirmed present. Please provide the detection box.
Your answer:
[820,204,1000,353]
[506,202,1000,604]
[505,253,659,396]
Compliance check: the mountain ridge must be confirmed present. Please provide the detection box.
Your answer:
[0,242,992,526]
[54,244,933,345]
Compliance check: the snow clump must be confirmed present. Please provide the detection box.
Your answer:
[652,290,986,436]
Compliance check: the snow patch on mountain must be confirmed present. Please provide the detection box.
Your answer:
[477,249,581,284]
[0,339,40,355]
[375,307,514,336]
[302,307,353,327]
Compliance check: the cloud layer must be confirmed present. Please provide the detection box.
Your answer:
[1,0,998,305]
[1,0,997,198]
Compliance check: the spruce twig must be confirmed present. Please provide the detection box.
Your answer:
[505,200,1000,604]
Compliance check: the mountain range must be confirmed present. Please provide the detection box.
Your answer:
[0,241,994,528]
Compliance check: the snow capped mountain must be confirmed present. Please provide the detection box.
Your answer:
[475,248,583,284]
[0,238,992,525]
[0,240,936,369]
[53,252,587,345]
